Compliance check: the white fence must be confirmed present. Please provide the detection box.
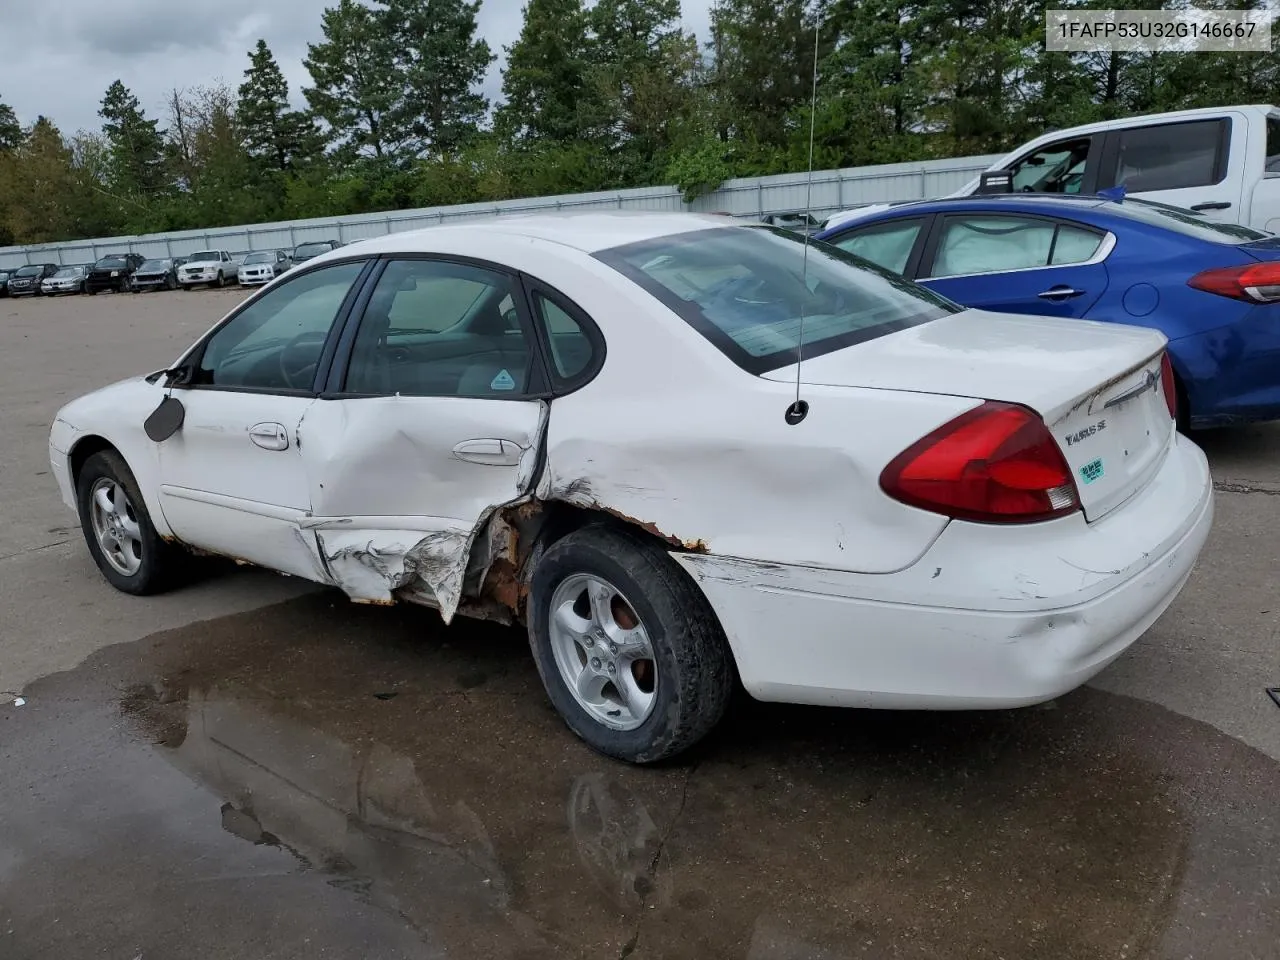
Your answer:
[0,154,997,269]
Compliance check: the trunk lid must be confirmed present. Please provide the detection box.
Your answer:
[763,310,1173,521]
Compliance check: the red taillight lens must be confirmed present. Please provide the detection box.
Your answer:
[1188,262,1280,302]
[1160,352,1177,419]
[880,402,1081,524]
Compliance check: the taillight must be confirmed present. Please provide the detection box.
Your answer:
[880,402,1081,524]
[1160,352,1177,419]
[1188,262,1280,302]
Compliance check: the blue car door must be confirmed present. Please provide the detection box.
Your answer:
[919,213,1111,319]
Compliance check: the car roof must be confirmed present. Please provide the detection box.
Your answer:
[818,194,1130,234]
[343,212,736,258]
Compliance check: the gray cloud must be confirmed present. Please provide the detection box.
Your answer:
[0,0,714,135]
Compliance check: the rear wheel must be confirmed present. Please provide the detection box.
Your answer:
[76,450,184,595]
[528,525,734,764]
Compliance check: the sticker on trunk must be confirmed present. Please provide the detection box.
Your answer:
[1080,458,1105,485]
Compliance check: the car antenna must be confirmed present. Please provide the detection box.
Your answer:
[785,17,821,427]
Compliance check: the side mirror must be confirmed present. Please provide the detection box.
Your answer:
[977,171,1014,194]
[144,395,185,442]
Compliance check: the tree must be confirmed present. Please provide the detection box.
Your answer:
[0,118,79,243]
[0,94,19,152]
[382,0,493,158]
[496,0,590,143]
[303,0,406,161]
[99,79,168,198]
[238,39,326,171]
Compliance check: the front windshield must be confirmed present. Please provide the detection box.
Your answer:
[596,226,957,373]
[294,242,332,259]
[95,257,127,269]
[53,268,80,279]
[139,260,168,271]
[15,266,41,277]
[188,251,219,262]
[243,252,274,265]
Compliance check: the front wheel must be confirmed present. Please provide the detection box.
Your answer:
[528,525,734,764]
[76,450,184,595]
[215,271,226,288]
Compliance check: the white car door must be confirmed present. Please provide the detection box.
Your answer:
[296,257,598,616]
[157,258,371,580]
[1097,114,1246,221]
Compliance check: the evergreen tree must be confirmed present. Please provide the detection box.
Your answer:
[496,0,590,143]
[0,95,19,152]
[239,39,327,171]
[98,80,168,197]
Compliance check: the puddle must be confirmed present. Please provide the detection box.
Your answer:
[1,592,1278,958]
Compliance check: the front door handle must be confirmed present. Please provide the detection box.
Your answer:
[249,422,290,451]
[1037,285,1086,301]
[1190,201,1231,211]
[452,438,524,466]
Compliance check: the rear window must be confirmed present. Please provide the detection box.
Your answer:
[595,226,957,374]
[1113,197,1269,243]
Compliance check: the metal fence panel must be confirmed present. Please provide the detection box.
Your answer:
[0,154,997,268]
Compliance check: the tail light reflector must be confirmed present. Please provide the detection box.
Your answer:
[880,402,1081,524]
[1188,262,1280,302]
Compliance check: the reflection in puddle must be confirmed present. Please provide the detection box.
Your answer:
[3,594,1278,958]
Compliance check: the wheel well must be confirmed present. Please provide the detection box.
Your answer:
[68,435,118,486]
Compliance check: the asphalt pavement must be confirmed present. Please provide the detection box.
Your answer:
[1,288,1277,959]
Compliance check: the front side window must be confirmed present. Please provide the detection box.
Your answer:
[193,260,365,391]
[928,216,1104,277]
[343,259,533,398]
[1107,120,1227,192]
[596,226,956,373]
[1008,138,1092,194]
[831,219,924,274]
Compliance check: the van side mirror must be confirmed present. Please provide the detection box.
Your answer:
[977,171,1015,194]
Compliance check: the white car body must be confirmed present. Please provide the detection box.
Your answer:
[179,250,237,287]
[49,213,1211,731]
[952,104,1280,232]
[238,250,291,286]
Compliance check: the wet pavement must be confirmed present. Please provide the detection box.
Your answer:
[2,589,1278,960]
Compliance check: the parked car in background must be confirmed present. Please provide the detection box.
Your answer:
[815,192,1280,431]
[47,212,1211,764]
[290,239,342,269]
[131,258,185,292]
[954,104,1280,232]
[41,266,87,295]
[179,250,238,289]
[759,212,823,235]
[0,268,14,297]
[7,263,59,297]
[237,250,291,286]
[86,254,146,294]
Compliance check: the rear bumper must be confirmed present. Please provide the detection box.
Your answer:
[675,433,1213,709]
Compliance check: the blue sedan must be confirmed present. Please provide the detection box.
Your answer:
[814,194,1280,430]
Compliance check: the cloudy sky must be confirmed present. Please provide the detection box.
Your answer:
[0,0,716,136]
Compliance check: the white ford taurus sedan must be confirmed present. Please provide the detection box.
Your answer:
[48,213,1213,763]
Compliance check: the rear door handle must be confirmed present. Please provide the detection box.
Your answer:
[452,439,524,466]
[249,422,290,451]
[1190,201,1231,211]
[1037,285,1086,301]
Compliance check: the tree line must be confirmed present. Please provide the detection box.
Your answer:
[0,0,1276,247]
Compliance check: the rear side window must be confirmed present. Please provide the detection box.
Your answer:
[831,219,923,273]
[1106,120,1227,192]
[928,216,1104,277]
[596,226,957,374]
[1266,117,1280,175]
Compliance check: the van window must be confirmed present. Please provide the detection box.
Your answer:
[1266,116,1280,176]
[1009,138,1092,194]
[1107,120,1227,192]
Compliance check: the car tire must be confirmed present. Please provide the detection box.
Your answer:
[76,450,184,596]
[527,524,734,764]
[215,271,226,289]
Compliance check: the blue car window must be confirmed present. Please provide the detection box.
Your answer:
[934,217,1056,276]
[1050,225,1104,264]
[832,220,923,273]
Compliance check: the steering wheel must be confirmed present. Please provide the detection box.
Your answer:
[278,330,328,390]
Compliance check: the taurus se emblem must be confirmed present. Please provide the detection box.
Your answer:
[1102,369,1159,410]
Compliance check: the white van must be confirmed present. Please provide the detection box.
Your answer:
[952,104,1280,232]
